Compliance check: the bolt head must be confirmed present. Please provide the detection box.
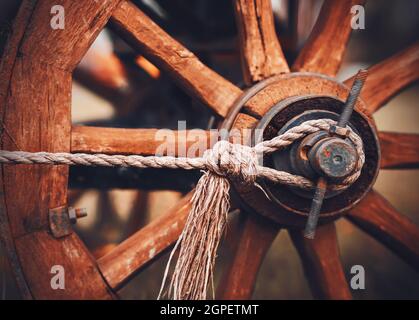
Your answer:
[308,137,358,180]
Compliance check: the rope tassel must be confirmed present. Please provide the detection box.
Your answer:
[159,140,258,300]
[165,172,230,300]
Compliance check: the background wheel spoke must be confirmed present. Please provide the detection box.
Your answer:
[290,223,352,300]
[379,131,419,169]
[347,190,419,270]
[110,1,242,117]
[217,213,280,299]
[292,0,364,77]
[344,42,419,114]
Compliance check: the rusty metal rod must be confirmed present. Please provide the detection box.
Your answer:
[304,177,327,239]
[304,69,369,239]
[337,69,368,128]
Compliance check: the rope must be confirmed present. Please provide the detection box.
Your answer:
[0,119,364,191]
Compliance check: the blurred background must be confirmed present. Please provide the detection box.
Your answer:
[0,0,418,299]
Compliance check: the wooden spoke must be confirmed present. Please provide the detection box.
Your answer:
[347,190,419,270]
[292,0,364,77]
[233,0,289,85]
[97,192,192,290]
[71,126,214,156]
[290,223,352,300]
[344,42,419,114]
[379,131,419,169]
[217,213,280,299]
[110,1,242,117]
[74,51,129,102]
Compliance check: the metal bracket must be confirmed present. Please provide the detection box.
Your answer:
[48,206,87,238]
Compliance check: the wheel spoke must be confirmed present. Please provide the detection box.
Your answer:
[97,192,192,290]
[217,213,280,299]
[110,1,242,117]
[289,223,352,300]
[344,42,419,114]
[347,190,419,270]
[233,0,289,85]
[71,126,214,156]
[292,0,364,77]
[379,131,419,169]
[74,50,129,103]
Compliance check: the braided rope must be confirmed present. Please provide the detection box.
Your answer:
[0,119,364,190]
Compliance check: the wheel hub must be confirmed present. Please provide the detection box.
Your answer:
[231,76,381,228]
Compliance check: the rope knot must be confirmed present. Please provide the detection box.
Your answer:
[203,140,258,184]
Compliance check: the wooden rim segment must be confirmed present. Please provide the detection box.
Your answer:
[347,190,419,270]
[379,131,419,169]
[0,0,124,299]
[110,0,242,118]
[233,0,289,85]
[217,213,280,299]
[344,42,419,115]
[289,223,352,300]
[292,0,365,77]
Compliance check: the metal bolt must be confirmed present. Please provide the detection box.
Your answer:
[68,207,87,224]
[303,69,368,239]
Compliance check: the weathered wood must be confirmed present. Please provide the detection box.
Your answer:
[344,42,419,114]
[0,1,36,300]
[0,0,121,299]
[292,0,364,77]
[110,1,242,117]
[98,192,192,290]
[71,126,214,156]
[347,190,419,270]
[233,0,289,85]
[15,231,114,299]
[244,73,368,118]
[289,223,352,300]
[217,213,280,299]
[379,131,419,169]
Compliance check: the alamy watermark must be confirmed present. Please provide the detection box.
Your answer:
[351,5,365,30]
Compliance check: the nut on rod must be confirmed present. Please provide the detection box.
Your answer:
[303,69,368,239]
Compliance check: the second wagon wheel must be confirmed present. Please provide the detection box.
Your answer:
[0,0,418,299]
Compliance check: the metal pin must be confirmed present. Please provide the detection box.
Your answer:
[303,69,368,239]
[337,69,368,128]
[304,177,327,239]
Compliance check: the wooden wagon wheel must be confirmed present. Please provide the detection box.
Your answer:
[1,0,418,299]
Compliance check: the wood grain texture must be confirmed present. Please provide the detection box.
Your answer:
[347,190,419,270]
[290,223,352,300]
[292,0,364,77]
[98,192,192,290]
[243,73,369,118]
[110,1,242,117]
[344,42,419,114]
[0,0,120,299]
[71,126,215,156]
[379,131,419,169]
[217,213,280,299]
[0,0,36,300]
[234,0,289,85]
